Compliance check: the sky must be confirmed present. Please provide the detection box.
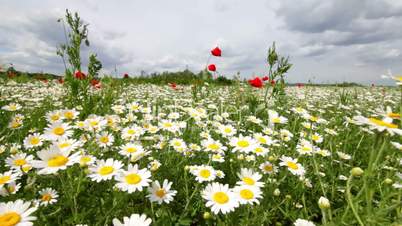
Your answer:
[0,0,401,85]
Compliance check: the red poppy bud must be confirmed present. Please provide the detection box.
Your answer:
[208,64,216,72]
[270,80,276,86]
[124,73,129,79]
[262,76,269,81]
[169,83,177,90]
[74,71,86,80]
[211,47,222,57]
[248,77,264,88]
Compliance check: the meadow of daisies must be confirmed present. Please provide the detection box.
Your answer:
[1,10,402,226]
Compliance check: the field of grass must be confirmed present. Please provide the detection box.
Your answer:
[0,76,401,226]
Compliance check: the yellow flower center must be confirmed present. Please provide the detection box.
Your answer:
[264,164,273,172]
[50,115,60,121]
[47,155,68,167]
[58,143,70,149]
[80,156,91,164]
[155,188,166,198]
[312,135,320,141]
[126,147,137,153]
[287,161,299,170]
[301,146,312,152]
[242,177,255,185]
[0,175,11,185]
[30,137,40,145]
[310,116,318,122]
[90,121,99,126]
[254,147,263,153]
[10,121,21,128]
[99,136,109,143]
[14,159,26,166]
[41,194,52,202]
[64,112,74,119]
[237,140,249,148]
[9,105,17,111]
[163,122,172,128]
[0,212,21,226]
[53,127,65,136]
[258,137,267,144]
[173,141,182,147]
[213,192,229,204]
[369,118,398,129]
[208,143,219,150]
[127,129,135,135]
[125,173,142,184]
[98,166,114,176]
[240,189,254,200]
[224,128,232,133]
[199,169,211,178]
[272,117,281,123]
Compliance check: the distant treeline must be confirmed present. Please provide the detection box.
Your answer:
[0,67,234,85]
[0,67,376,87]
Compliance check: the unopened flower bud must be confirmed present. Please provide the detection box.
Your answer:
[351,167,364,177]
[384,178,393,185]
[273,188,281,196]
[318,196,330,209]
[203,212,211,220]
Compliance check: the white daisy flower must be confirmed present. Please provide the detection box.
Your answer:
[88,158,123,182]
[0,171,19,189]
[112,213,152,226]
[38,188,59,206]
[0,199,37,226]
[5,153,34,171]
[115,164,151,193]
[279,156,305,176]
[259,161,278,175]
[23,133,44,149]
[191,165,217,183]
[43,122,73,141]
[147,179,177,204]
[229,135,257,153]
[96,132,115,148]
[233,185,262,205]
[31,145,80,175]
[201,182,239,214]
[236,168,264,188]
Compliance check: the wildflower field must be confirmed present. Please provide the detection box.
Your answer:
[1,10,402,226]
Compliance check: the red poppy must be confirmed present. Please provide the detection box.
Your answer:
[297,83,304,88]
[248,77,263,88]
[211,47,222,57]
[58,78,64,84]
[169,83,177,90]
[90,79,101,89]
[124,73,129,79]
[74,71,86,80]
[270,80,276,86]
[371,83,375,87]
[208,64,216,72]
[262,76,269,81]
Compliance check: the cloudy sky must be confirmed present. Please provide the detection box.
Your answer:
[0,0,401,84]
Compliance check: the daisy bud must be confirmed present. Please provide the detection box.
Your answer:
[273,188,281,196]
[268,156,276,161]
[203,212,212,220]
[351,167,364,177]
[318,196,330,209]
[285,195,292,200]
[384,178,393,184]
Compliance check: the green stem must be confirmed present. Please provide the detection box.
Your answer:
[346,175,364,226]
